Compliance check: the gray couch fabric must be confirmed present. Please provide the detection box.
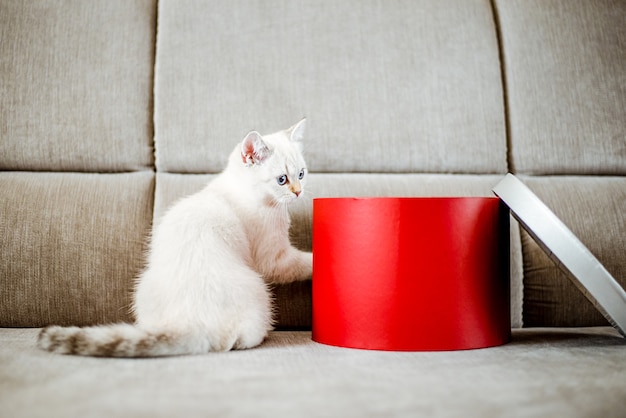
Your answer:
[1,0,625,416]
[1,328,625,418]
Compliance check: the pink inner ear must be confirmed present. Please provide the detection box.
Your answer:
[241,131,269,165]
[241,140,254,163]
[241,132,262,164]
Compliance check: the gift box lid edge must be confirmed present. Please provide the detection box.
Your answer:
[492,173,626,338]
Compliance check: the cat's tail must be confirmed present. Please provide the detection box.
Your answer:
[37,324,206,358]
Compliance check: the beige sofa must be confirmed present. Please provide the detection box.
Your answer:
[1,1,625,417]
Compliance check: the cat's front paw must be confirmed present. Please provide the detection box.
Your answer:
[300,251,313,279]
[264,249,312,284]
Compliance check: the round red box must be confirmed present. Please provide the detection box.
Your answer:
[312,197,510,351]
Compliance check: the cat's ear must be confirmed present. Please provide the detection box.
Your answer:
[241,131,270,166]
[287,118,306,142]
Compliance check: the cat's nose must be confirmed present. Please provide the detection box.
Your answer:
[290,184,301,197]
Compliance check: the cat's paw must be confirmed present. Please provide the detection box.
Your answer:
[299,251,313,279]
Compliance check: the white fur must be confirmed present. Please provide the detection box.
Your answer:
[38,119,312,357]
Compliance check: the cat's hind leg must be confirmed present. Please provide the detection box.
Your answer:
[231,269,274,350]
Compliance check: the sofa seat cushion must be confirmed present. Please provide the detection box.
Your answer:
[0,327,624,417]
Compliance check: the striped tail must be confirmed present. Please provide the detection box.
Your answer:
[37,324,202,357]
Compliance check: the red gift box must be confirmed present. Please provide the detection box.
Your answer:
[312,197,511,351]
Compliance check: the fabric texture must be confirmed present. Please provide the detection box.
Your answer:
[0,0,623,336]
[495,0,626,175]
[2,2,626,416]
[1,328,625,418]
[0,0,156,172]
[154,0,507,174]
[519,176,626,327]
[0,172,154,327]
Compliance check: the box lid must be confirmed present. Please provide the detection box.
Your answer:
[493,173,626,337]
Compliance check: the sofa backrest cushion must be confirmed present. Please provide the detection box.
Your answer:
[495,0,626,175]
[0,1,156,172]
[154,0,507,175]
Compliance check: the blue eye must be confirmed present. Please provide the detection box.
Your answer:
[277,175,288,186]
[298,169,305,180]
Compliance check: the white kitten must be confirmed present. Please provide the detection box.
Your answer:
[38,119,312,357]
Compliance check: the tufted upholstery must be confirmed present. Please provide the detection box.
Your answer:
[1,0,625,332]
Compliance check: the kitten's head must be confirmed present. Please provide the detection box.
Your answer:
[235,119,308,205]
